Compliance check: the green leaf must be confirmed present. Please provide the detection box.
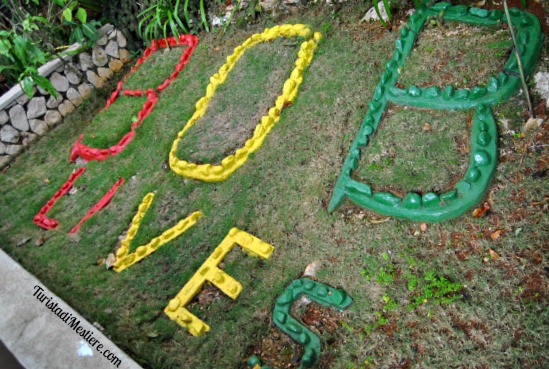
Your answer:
[30,16,51,25]
[63,8,73,22]
[0,65,17,74]
[76,8,87,24]
[0,39,12,55]
[70,27,84,44]
[33,75,58,98]
[199,0,209,32]
[81,23,99,41]
[20,76,35,98]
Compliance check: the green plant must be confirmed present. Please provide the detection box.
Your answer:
[59,1,102,45]
[0,23,57,97]
[407,271,463,310]
[137,0,214,45]
[373,0,392,28]
[0,0,102,96]
[138,0,187,45]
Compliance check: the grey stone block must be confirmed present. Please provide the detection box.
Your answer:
[0,125,20,143]
[27,97,47,119]
[9,105,29,131]
[50,72,70,92]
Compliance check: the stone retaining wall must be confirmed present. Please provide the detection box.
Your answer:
[0,24,132,168]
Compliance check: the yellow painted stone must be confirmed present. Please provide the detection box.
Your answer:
[113,193,203,272]
[164,228,275,336]
[169,24,322,182]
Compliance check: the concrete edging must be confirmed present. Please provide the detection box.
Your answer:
[0,248,143,369]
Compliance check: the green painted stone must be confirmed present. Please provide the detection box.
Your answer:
[408,85,421,97]
[422,192,440,208]
[363,124,373,136]
[440,190,457,202]
[274,311,287,324]
[456,181,471,194]
[509,7,520,16]
[368,101,380,113]
[374,192,402,206]
[389,86,406,97]
[395,39,403,52]
[346,181,372,197]
[477,131,491,147]
[498,71,508,85]
[381,70,392,84]
[443,85,454,100]
[298,333,310,344]
[474,151,491,166]
[431,1,451,11]
[452,5,468,16]
[403,192,422,209]
[454,89,469,100]
[277,291,293,305]
[373,85,384,100]
[489,9,503,20]
[247,355,261,367]
[470,86,487,99]
[520,14,532,26]
[425,86,441,98]
[518,31,529,45]
[288,322,302,334]
[328,3,542,222]
[272,278,353,368]
[487,76,499,92]
[316,286,328,297]
[469,7,489,18]
[467,168,481,182]
[357,134,368,147]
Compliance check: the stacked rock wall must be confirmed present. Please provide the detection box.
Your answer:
[0,24,132,168]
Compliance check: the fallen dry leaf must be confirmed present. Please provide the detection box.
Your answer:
[17,238,31,247]
[523,117,543,132]
[35,236,47,247]
[303,261,320,277]
[43,178,50,184]
[472,202,491,218]
[489,249,500,260]
[490,230,503,240]
[422,123,431,131]
[369,216,392,224]
[104,253,116,269]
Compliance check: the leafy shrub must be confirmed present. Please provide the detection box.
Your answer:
[0,0,104,96]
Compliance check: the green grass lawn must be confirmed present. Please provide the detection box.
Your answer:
[0,3,547,369]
